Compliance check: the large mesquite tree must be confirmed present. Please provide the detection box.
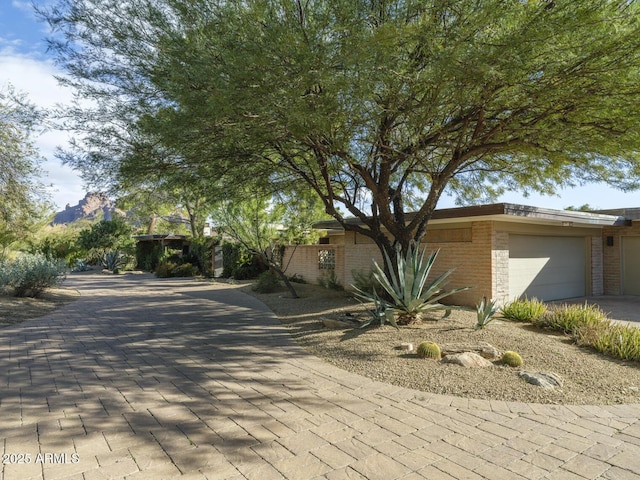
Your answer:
[42,0,640,271]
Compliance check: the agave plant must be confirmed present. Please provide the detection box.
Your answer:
[475,296,500,330]
[100,250,127,272]
[353,243,471,325]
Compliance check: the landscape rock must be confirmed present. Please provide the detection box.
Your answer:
[519,371,564,388]
[441,352,493,368]
[395,343,414,352]
[441,342,502,360]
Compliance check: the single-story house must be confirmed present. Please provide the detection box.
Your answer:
[281,203,640,306]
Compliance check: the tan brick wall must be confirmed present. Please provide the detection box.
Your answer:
[603,220,640,295]
[282,245,345,286]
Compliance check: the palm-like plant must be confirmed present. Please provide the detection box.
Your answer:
[353,243,471,325]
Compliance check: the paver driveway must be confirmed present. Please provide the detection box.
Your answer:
[1,274,639,480]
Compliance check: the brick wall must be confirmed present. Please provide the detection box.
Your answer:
[288,222,496,306]
[282,245,345,286]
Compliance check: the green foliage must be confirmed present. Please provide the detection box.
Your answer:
[0,253,66,297]
[0,87,52,256]
[534,303,609,334]
[154,261,199,278]
[501,297,547,322]
[318,269,343,291]
[30,225,83,265]
[587,324,640,362]
[416,342,441,360]
[354,244,470,325]
[40,0,640,273]
[77,217,134,263]
[252,269,282,293]
[501,351,523,368]
[221,243,266,280]
[475,296,500,330]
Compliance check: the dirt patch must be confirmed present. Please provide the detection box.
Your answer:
[244,282,640,405]
[0,288,80,328]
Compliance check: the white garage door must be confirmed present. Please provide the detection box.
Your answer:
[509,235,586,301]
[623,237,640,296]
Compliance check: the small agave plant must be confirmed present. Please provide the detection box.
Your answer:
[353,243,471,326]
[475,296,500,330]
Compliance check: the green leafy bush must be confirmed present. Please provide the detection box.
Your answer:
[501,351,523,367]
[475,296,500,330]
[353,244,470,325]
[221,243,266,279]
[155,261,198,278]
[416,341,441,359]
[534,303,608,334]
[2,254,66,297]
[155,261,177,278]
[253,269,282,293]
[501,297,547,322]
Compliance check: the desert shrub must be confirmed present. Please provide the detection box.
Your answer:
[501,297,547,322]
[501,351,523,367]
[154,261,199,278]
[592,324,640,361]
[3,253,66,297]
[416,341,441,359]
[171,262,199,277]
[534,303,608,334]
[318,269,343,290]
[475,296,500,330]
[155,261,177,278]
[253,269,282,293]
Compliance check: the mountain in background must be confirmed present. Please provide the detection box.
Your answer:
[52,192,123,225]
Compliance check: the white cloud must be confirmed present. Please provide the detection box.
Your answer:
[1,50,86,209]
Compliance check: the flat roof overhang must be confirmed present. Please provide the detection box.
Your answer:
[313,203,627,232]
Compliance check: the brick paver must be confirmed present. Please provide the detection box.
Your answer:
[1,274,639,479]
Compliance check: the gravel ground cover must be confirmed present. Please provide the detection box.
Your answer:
[244,282,640,405]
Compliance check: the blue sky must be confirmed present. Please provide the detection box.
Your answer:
[1,1,638,212]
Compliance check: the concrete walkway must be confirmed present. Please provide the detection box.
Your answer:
[1,274,639,480]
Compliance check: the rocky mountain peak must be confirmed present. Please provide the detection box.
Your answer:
[52,192,120,225]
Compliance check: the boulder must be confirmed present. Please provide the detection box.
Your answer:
[441,342,502,360]
[441,352,493,368]
[519,371,563,388]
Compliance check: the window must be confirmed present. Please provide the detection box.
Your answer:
[318,249,336,270]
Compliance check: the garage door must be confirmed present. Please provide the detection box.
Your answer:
[509,235,586,301]
[623,237,640,295]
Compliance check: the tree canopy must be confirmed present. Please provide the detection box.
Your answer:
[41,0,640,263]
[0,86,51,256]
